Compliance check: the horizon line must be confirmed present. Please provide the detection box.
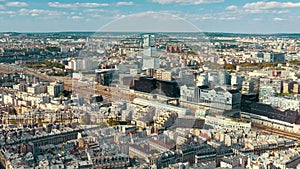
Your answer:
[1,31,300,35]
[0,30,300,35]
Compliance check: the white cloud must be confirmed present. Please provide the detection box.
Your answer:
[48,2,75,8]
[85,9,106,13]
[6,1,28,7]
[48,2,133,9]
[116,1,134,6]
[151,0,223,5]
[48,2,110,9]
[71,16,83,20]
[273,17,286,21]
[0,5,5,9]
[225,5,238,10]
[244,9,289,14]
[0,11,16,15]
[225,1,294,15]
[80,3,109,8]
[227,6,290,15]
[243,1,300,9]
[182,12,240,21]
[19,8,66,17]
[219,16,237,21]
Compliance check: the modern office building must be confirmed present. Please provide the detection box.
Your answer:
[143,57,160,70]
[249,102,299,124]
[180,85,195,102]
[180,85,240,110]
[218,69,231,85]
[143,34,155,47]
[231,73,244,89]
[258,52,285,63]
[142,34,160,70]
[95,69,115,86]
[132,77,180,98]
[240,93,259,113]
[132,76,157,93]
[47,81,64,97]
[197,86,241,110]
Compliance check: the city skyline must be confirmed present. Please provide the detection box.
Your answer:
[1,16,300,168]
[0,0,300,33]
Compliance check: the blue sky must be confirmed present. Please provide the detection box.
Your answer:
[0,0,300,33]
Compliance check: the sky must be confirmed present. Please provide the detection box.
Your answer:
[0,0,300,33]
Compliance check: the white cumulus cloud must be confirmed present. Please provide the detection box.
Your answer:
[151,0,223,5]
[0,11,16,15]
[273,17,286,21]
[225,5,238,10]
[48,1,134,9]
[219,16,237,21]
[243,1,300,9]
[6,1,28,7]
[116,1,134,6]
[225,3,290,15]
[79,3,110,8]
[48,2,110,9]
[71,15,83,20]
[19,8,66,17]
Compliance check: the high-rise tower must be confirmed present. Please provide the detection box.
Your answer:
[142,34,160,70]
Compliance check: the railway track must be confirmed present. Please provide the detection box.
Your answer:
[252,123,300,142]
